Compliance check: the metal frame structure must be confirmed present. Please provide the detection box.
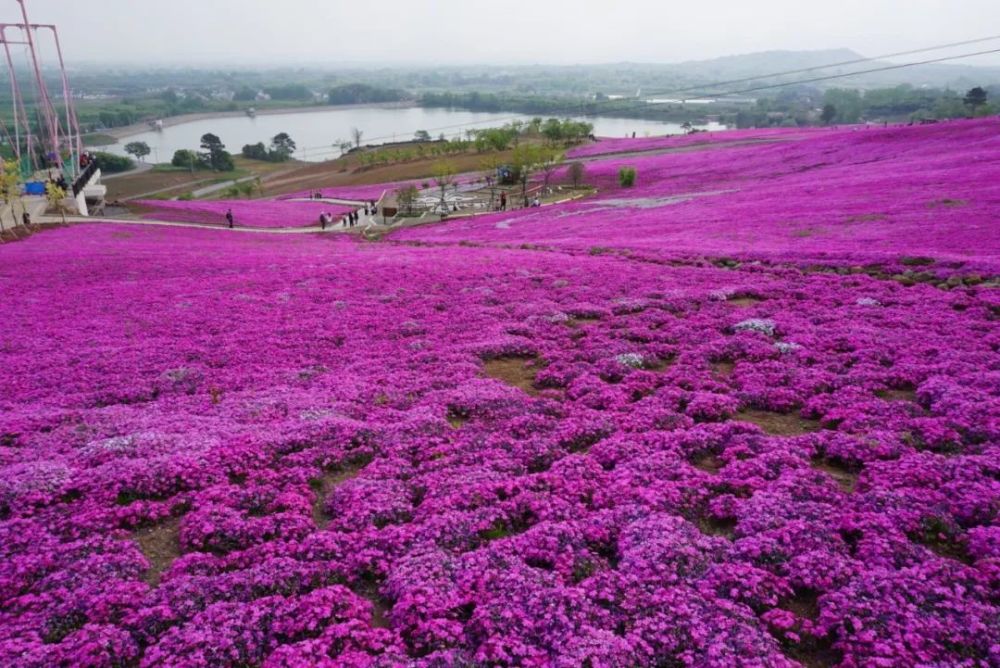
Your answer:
[0,0,81,180]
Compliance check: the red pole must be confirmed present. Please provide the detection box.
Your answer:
[45,25,80,178]
[0,27,35,171]
[16,0,61,172]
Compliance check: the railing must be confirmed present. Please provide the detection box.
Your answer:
[72,160,98,197]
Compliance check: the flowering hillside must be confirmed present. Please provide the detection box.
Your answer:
[401,119,1000,276]
[565,126,829,159]
[0,120,998,667]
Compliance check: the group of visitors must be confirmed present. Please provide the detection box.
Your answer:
[342,210,362,228]
[223,199,381,231]
[338,200,379,230]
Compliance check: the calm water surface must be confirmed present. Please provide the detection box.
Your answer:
[93,106,726,163]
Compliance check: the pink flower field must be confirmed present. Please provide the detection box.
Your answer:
[0,119,998,667]
[135,199,355,229]
[401,118,1000,276]
[565,126,831,159]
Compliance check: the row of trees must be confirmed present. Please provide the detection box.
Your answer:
[328,84,406,106]
[169,133,234,172]
[736,84,996,128]
[819,86,992,125]
[354,118,593,170]
[241,133,297,162]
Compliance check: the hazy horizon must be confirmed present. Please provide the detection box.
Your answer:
[6,0,1000,69]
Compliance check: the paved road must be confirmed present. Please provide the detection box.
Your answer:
[35,208,383,236]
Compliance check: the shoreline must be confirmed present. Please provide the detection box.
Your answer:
[96,101,418,143]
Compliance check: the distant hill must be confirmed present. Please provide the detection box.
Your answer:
[662,48,1000,91]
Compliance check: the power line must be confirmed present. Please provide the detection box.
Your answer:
[297,39,1000,158]
[694,47,1000,97]
[640,34,1000,99]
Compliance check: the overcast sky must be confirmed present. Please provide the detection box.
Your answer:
[8,0,1000,67]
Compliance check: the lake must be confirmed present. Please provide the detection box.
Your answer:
[92,106,726,163]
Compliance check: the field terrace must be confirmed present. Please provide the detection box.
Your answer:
[0,119,997,667]
[404,118,1000,280]
[132,199,358,230]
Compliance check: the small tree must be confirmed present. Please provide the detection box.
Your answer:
[538,150,563,194]
[567,161,586,188]
[45,181,67,223]
[481,154,505,210]
[172,149,199,171]
[124,141,151,162]
[397,185,418,215]
[414,130,431,142]
[511,144,545,202]
[618,166,637,188]
[200,133,234,171]
[433,161,456,213]
[269,132,296,161]
[964,87,988,111]
[351,127,364,148]
[0,159,23,230]
[821,103,837,125]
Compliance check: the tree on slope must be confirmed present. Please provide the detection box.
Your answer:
[433,162,456,214]
[821,104,837,125]
[45,181,67,224]
[964,87,988,111]
[124,141,151,162]
[0,159,23,231]
[269,133,296,161]
[199,133,234,171]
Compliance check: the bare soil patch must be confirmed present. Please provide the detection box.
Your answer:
[735,409,820,436]
[134,518,181,586]
[311,468,363,528]
[698,516,736,539]
[692,453,724,474]
[811,459,859,493]
[728,296,763,308]
[877,389,918,403]
[712,360,735,377]
[780,589,821,620]
[483,357,540,396]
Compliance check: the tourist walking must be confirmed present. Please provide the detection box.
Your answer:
[225,209,234,229]
[500,191,507,211]
[21,211,30,226]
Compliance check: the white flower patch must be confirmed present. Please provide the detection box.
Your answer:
[734,318,777,336]
[774,341,801,354]
[856,297,882,307]
[616,353,645,369]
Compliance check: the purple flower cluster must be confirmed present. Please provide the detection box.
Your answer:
[1,118,998,666]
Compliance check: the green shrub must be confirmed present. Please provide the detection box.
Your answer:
[618,166,637,188]
[171,150,201,169]
[93,152,134,174]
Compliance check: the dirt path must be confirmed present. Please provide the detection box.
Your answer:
[100,161,155,180]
